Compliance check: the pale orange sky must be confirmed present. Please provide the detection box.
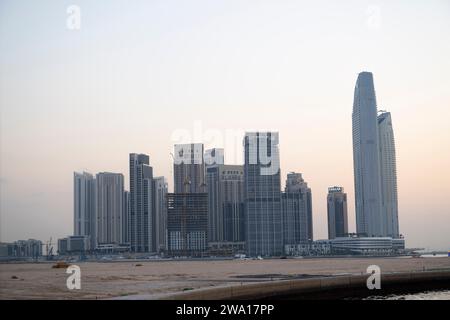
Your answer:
[1,0,449,250]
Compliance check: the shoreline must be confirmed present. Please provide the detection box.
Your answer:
[1,256,449,300]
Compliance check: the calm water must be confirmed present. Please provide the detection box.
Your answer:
[365,290,450,300]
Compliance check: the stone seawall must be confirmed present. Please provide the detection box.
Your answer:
[163,270,450,300]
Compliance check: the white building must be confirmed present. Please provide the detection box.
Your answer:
[378,111,400,238]
[352,72,385,237]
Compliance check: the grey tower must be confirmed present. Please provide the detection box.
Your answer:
[282,172,313,245]
[206,164,245,243]
[153,176,168,253]
[378,111,400,238]
[244,132,283,257]
[129,153,154,252]
[327,186,348,239]
[73,172,96,249]
[352,71,383,237]
[95,172,124,247]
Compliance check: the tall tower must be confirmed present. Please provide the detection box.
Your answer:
[153,176,168,253]
[327,186,348,239]
[73,172,96,248]
[352,71,383,237]
[282,172,313,245]
[378,111,400,237]
[244,132,283,257]
[129,153,154,252]
[95,172,124,247]
[206,164,244,243]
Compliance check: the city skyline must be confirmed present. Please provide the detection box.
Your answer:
[1,1,450,251]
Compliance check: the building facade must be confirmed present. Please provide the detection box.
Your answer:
[282,172,313,245]
[352,72,384,237]
[166,193,208,256]
[327,186,348,239]
[73,172,96,248]
[244,132,283,257]
[129,153,154,252]
[206,164,245,243]
[95,172,125,247]
[378,111,400,238]
[153,176,168,253]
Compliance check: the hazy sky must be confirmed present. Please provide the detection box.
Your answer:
[1,0,449,250]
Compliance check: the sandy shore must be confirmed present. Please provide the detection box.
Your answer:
[1,257,449,299]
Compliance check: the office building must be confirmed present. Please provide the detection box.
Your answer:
[282,172,313,244]
[352,72,384,237]
[206,164,245,242]
[378,111,400,238]
[327,186,348,239]
[244,132,283,257]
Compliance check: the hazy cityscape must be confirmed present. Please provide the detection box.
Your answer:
[1,72,407,259]
[1,0,449,302]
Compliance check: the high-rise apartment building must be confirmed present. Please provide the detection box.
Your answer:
[153,176,168,253]
[95,172,124,247]
[129,153,154,252]
[73,171,96,248]
[327,186,348,239]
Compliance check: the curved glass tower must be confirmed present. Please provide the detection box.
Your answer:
[352,72,383,237]
[378,111,399,238]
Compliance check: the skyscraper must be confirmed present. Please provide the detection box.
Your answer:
[123,190,130,244]
[327,186,348,239]
[173,143,205,193]
[153,176,168,253]
[129,153,154,252]
[95,172,124,247]
[244,132,283,257]
[73,172,96,249]
[378,111,400,238]
[206,164,245,242]
[282,172,312,245]
[167,193,208,256]
[352,71,384,237]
